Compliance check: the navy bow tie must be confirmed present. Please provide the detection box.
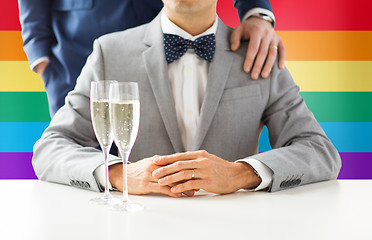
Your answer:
[163,33,216,64]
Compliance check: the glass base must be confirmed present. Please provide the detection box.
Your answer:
[110,199,144,212]
[90,193,113,205]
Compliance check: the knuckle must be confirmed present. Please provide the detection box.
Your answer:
[249,45,259,53]
[251,25,261,33]
[260,48,269,56]
[201,158,211,166]
[175,161,182,168]
[155,168,163,176]
[198,150,208,157]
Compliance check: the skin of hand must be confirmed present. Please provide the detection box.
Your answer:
[230,16,285,79]
[33,61,49,77]
[151,150,262,195]
[108,156,196,198]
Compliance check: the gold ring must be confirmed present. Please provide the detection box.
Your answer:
[191,170,195,179]
[269,45,278,50]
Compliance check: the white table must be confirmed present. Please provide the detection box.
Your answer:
[1,180,371,240]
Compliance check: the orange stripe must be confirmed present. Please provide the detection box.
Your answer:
[0,31,27,60]
[1,31,372,61]
[278,31,372,61]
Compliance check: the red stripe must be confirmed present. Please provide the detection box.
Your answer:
[2,0,372,31]
[218,0,372,30]
[0,0,21,30]
[271,0,372,30]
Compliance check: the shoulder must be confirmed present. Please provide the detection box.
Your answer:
[97,23,149,47]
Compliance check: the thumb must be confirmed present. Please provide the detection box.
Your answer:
[230,26,243,51]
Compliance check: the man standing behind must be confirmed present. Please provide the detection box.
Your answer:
[33,0,341,197]
[19,0,284,116]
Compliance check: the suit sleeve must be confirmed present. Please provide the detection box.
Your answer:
[32,39,119,192]
[18,0,54,65]
[233,0,273,21]
[245,63,342,192]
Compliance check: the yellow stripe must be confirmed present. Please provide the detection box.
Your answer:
[287,61,372,92]
[1,61,372,92]
[0,61,45,92]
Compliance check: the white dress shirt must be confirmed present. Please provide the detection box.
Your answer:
[160,10,272,191]
[94,9,274,191]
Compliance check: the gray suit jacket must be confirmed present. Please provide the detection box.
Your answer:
[33,15,341,192]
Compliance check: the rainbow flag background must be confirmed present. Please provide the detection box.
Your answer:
[0,0,371,179]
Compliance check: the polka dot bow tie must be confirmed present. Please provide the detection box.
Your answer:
[163,33,216,64]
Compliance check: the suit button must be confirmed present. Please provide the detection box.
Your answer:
[295,179,301,185]
[280,181,287,188]
[77,181,83,188]
[85,182,91,188]
[70,180,75,186]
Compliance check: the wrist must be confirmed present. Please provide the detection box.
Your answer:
[234,162,262,190]
[108,163,123,190]
[34,61,49,76]
[247,14,274,28]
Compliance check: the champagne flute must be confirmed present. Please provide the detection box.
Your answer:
[109,82,143,211]
[90,80,117,205]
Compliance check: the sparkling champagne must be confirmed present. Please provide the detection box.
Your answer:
[110,100,140,153]
[91,100,113,147]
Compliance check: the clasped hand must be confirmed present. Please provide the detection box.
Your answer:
[109,150,261,198]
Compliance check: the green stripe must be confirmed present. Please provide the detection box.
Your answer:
[300,92,372,122]
[0,92,51,122]
[0,92,371,122]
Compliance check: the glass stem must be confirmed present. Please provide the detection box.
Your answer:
[102,145,111,199]
[121,151,130,204]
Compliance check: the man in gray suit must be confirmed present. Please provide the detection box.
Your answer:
[33,0,341,197]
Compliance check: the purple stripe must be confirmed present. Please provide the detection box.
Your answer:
[0,152,37,179]
[0,152,371,179]
[338,152,372,179]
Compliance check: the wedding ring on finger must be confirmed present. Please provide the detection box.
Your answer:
[191,169,195,179]
[269,45,278,50]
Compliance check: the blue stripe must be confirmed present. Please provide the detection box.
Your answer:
[259,122,372,152]
[0,122,49,152]
[0,122,371,153]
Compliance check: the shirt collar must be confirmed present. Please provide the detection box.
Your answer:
[160,9,218,41]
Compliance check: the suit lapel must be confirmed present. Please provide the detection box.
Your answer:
[142,15,184,153]
[193,19,234,150]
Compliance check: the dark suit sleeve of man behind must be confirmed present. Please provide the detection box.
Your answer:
[244,62,342,192]
[233,0,273,20]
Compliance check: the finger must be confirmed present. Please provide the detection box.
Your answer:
[153,150,207,166]
[150,182,182,198]
[243,34,261,73]
[261,43,278,78]
[230,26,243,51]
[278,40,286,69]
[251,37,271,80]
[171,180,204,194]
[158,169,199,186]
[153,160,199,179]
[182,190,196,197]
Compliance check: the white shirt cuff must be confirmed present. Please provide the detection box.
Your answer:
[93,159,122,190]
[242,7,276,25]
[236,158,273,191]
[30,56,50,71]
